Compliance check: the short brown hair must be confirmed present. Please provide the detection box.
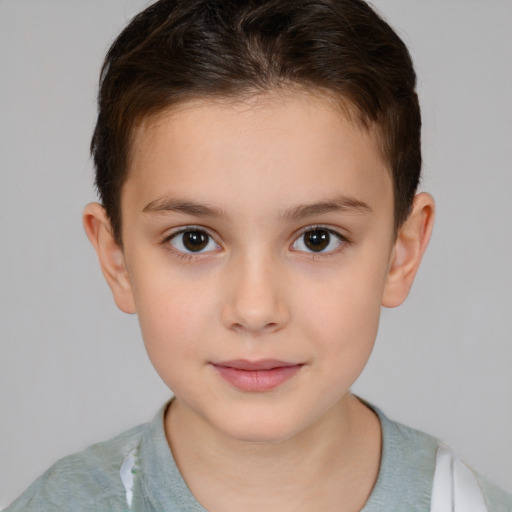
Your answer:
[91,0,421,243]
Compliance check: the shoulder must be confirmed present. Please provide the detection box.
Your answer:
[5,423,146,512]
[475,472,512,512]
[366,402,512,511]
[369,402,440,481]
[367,406,439,509]
[387,417,512,511]
[431,444,512,512]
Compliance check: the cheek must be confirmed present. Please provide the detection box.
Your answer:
[296,257,387,364]
[307,292,381,356]
[132,271,215,373]
[301,290,381,397]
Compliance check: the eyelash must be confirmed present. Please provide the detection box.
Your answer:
[161,225,350,260]
[161,226,220,261]
[292,225,350,259]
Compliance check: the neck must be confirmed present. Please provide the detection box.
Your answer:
[165,394,382,512]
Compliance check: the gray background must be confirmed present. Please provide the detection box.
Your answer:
[1,0,511,507]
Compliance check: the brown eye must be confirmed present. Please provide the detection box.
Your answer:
[304,229,330,252]
[292,227,344,254]
[170,229,218,253]
[183,231,208,251]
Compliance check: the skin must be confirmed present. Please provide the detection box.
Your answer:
[84,90,434,511]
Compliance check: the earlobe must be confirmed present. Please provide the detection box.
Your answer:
[82,203,136,314]
[382,193,435,308]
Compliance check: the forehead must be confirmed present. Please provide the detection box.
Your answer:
[123,90,392,221]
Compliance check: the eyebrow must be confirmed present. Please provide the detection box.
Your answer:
[282,196,373,220]
[142,195,372,219]
[143,197,226,217]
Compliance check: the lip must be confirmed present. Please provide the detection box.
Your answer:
[211,359,303,392]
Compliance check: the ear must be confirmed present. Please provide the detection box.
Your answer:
[82,203,136,314]
[382,193,435,308]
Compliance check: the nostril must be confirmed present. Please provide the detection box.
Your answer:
[229,320,282,335]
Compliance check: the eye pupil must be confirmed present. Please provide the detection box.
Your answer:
[183,231,208,251]
[305,230,330,252]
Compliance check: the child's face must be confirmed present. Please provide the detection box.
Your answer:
[114,91,399,442]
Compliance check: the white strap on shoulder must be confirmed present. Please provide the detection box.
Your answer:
[431,445,488,512]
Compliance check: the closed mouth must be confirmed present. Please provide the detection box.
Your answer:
[210,359,303,392]
[212,359,300,371]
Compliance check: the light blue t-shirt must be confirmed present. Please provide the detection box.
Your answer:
[6,401,512,511]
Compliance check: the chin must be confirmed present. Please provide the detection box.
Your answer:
[211,407,307,445]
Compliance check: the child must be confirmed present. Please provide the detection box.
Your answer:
[5,0,511,510]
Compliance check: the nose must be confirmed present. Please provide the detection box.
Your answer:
[221,252,290,334]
